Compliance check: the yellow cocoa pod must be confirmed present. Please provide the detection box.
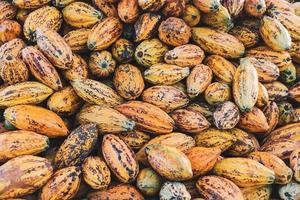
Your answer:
[241,185,272,200]
[142,85,189,113]
[162,0,185,17]
[193,0,221,13]
[102,134,139,183]
[146,144,193,181]
[40,166,81,200]
[0,130,49,162]
[13,0,50,9]
[93,0,118,17]
[185,147,221,177]
[245,0,266,17]
[0,81,53,108]
[137,168,162,196]
[256,82,269,107]
[266,0,294,13]
[144,64,190,85]
[23,6,62,42]
[52,0,76,7]
[205,55,236,84]
[289,82,300,103]
[0,38,25,60]
[0,20,21,45]
[263,101,279,134]
[183,4,201,27]
[63,54,89,81]
[233,57,259,112]
[4,105,69,137]
[192,27,245,58]
[260,16,291,51]
[47,86,82,116]
[249,151,293,184]
[261,139,300,160]
[77,105,135,133]
[290,149,300,182]
[62,2,103,28]
[164,44,205,67]
[138,0,166,11]
[118,0,139,23]
[227,128,256,156]
[71,79,124,107]
[134,13,161,42]
[136,132,195,165]
[204,82,232,105]
[264,81,288,101]
[134,38,168,67]
[89,50,116,78]
[87,17,123,51]
[111,38,134,63]
[196,176,244,200]
[118,130,150,150]
[0,1,17,22]
[229,24,260,48]
[64,28,91,53]
[82,156,111,190]
[214,157,275,187]
[113,64,144,100]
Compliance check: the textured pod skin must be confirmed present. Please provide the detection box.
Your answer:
[4,105,69,137]
[93,0,118,17]
[0,1,17,22]
[263,101,279,133]
[249,151,293,184]
[233,58,259,112]
[0,130,49,162]
[136,132,195,165]
[193,0,221,13]
[183,4,201,27]
[77,105,135,133]
[40,166,81,200]
[0,56,29,86]
[246,57,279,83]
[36,28,73,69]
[159,182,191,200]
[144,64,190,85]
[146,144,193,181]
[116,101,174,134]
[238,106,269,133]
[138,0,166,11]
[87,17,123,51]
[205,55,236,84]
[164,44,205,67]
[0,81,53,108]
[63,54,88,81]
[279,182,300,200]
[205,82,232,105]
[137,168,162,196]
[22,46,63,90]
[202,5,234,32]
[54,124,98,169]
[280,63,296,84]
[194,128,237,151]
[64,28,90,53]
[229,24,260,48]
[142,86,189,113]
[52,0,75,7]
[118,0,139,23]
[290,42,300,63]
[186,64,212,98]
[89,50,116,78]
[241,185,272,200]
[0,20,21,45]
[263,122,300,142]
[13,0,50,9]
[196,176,244,200]
[171,109,211,133]
[289,82,300,103]
[260,16,291,51]
[214,158,275,187]
[112,39,134,63]
[290,149,300,182]
[134,39,168,67]
[82,156,111,190]
[266,0,294,13]
[47,86,82,116]
[245,0,266,17]
[0,38,25,60]
[192,27,245,59]
[256,83,269,107]
[264,81,288,101]
[185,147,221,177]
[223,0,245,18]
[0,155,53,199]
[228,128,255,156]
[71,79,124,107]
[269,11,300,41]
[23,6,62,42]
[246,46,291,70]
[63,2,103,28]
[159,17,191,46]
[118,130,150,150]
[102,134,139,183]
[213,101,240,130]
[134,13,161,42]
[88,184,144,200]
[277,102,294,126]
[162,0,185,17]
[113,64,144,100]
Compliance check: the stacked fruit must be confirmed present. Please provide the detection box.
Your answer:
[0,0,300,199]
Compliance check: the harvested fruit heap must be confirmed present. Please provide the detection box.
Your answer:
[1,0,300,199]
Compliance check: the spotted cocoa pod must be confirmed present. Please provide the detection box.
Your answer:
[213,101,240,130]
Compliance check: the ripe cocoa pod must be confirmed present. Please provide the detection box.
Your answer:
[245,0,266,17]
[136,168,162,196]
[111,38,134,63]
[118,0,139,23]
[64,28,90,53]
[89,50,116,78]
[289,82,300,103]
[277,101,295,126]
[229,24,260,48]
[0,38,25,60]
[138,0,166,11]
[0,1,17,22]
[256,82,269,107]
[118,130,150,150]
[13,0,50,9]
[162,0,185,17]
[223,0,245,18]
[263,101,279,134]
[102,134,139,183]
[205,82,232,105]
[134,13,161,42]
[228,128,256,156]
[241,185,272,200]
[193,0,221,13]
[183,4,201,27]
[213,101,240,130]
[264,81,288,101]
[93,0,118,17]
[0,20,21,45]
[290,149,300,182]
[63,54,89,81]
